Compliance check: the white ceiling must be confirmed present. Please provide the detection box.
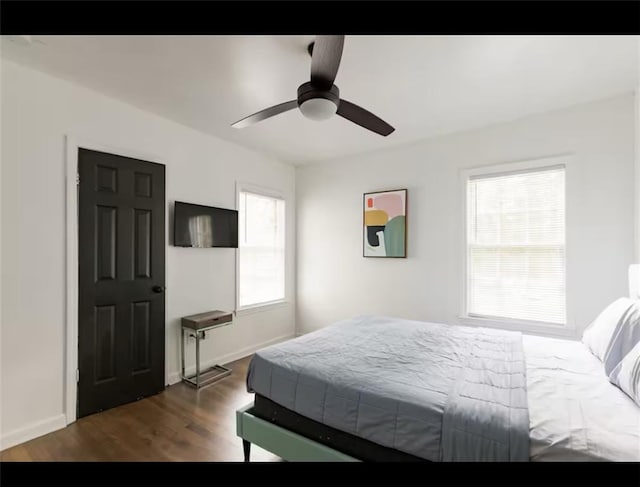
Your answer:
[1,35,638,165]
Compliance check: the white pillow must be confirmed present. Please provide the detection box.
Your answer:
[582,297,634,362]
[609,339,640,407]
[603,301,640,376]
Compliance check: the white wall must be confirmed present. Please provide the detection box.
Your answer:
[296,95,636,339]
[0,60,296,448]
[636,38,640,262]
[0,54,4,454]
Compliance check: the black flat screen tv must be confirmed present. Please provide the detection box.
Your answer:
[173,201,238,248]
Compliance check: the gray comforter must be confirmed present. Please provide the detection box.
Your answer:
[247,316,529,461]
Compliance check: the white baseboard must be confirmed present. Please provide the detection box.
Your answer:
[1,414,67,451]
[1,335,295,450]
[1,335,296,449]
[167,333,295,385]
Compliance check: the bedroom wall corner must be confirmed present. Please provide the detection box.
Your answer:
[0,59,297,449]
[0,56,4,450]
[296,95,636,339]
[635,37,640,263]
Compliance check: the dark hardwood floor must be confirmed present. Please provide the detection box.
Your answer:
[0,356,279,462]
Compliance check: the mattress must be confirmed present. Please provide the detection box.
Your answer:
[247,315,529,461]
[248,316,640,462]
[523,335,640,461]
[253,394,426,461]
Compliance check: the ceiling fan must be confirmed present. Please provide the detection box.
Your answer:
[231,36,395,136]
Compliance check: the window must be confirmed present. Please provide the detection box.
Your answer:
[238,189,285,308]
[465,164,566,325]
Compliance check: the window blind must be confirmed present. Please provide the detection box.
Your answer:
[467,165,566,324]
[238,191,286,308]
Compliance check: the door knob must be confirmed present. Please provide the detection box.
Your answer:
[152,285,165,294]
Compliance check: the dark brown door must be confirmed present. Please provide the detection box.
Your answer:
[78,148,166,418]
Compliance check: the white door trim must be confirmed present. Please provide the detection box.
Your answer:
[65,135,168,425]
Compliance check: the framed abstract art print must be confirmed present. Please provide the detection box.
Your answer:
[363,189,407,258]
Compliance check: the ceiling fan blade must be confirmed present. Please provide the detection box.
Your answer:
[337,99,395,136]
[310,35,345,90]
[231,100,298,128]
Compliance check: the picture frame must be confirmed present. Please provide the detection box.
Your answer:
[363,189,407,258]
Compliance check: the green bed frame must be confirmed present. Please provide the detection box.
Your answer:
[235,402,360,462]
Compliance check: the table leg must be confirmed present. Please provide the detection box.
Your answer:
[195,330,200,388]
[243,440,251,462]
[180,328,185,380]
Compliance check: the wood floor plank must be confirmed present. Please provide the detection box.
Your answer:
[0,356,279,462]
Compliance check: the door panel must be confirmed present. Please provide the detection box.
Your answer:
[96,205,117,281]
[96,165,117,193]
[131,301,151,373]
[94,305,116,382]
[134,209,152,279]
[134,172,152,198]
[78,148,166,418]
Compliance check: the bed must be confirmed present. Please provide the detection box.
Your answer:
[236,279,640,462]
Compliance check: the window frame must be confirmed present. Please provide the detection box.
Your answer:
[235,182,288,314]
[459,155,575,336]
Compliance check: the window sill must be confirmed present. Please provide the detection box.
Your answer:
[457,315,577,339]
[235,300,289,316]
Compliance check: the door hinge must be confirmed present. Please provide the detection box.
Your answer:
[76,173,80,185]
[76,369,80,382]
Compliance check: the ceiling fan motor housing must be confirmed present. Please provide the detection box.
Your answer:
[297,82,340,106]
[297,82,340,121]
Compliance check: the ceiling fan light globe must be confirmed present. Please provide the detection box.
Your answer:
[299,98,337,121]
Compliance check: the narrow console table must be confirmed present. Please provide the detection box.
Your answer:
[181,310,233,388]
